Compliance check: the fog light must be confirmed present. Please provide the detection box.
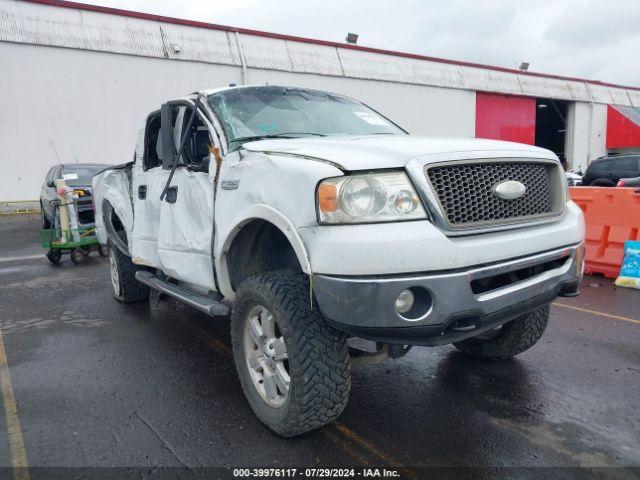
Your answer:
[395,289,415,314]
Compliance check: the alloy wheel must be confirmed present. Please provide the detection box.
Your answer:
[243,305,290,407]
[109,251,121,296]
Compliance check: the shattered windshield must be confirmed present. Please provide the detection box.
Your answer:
[208,86,406,150]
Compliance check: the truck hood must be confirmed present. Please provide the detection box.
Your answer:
[242,135,554,170]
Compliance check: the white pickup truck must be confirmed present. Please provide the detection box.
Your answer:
[93,85,585,437]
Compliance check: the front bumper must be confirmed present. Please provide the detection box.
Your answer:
[313,243,584,346]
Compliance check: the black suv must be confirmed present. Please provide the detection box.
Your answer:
[581,155,640,186]
[40,163,107,228]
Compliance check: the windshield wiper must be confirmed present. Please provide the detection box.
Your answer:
[231,132,326,145]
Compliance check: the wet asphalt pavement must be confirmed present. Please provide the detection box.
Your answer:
[0,214,639,479]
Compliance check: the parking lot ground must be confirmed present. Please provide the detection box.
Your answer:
[0,214,639,479]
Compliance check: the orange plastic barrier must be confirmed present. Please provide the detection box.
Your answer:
[569,187,640,278]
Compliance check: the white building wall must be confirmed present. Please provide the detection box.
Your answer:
[2,0,636,104]
[0,41,474,201]
[565,102,591,172]
[565,101,609,172]
[0,0,633,200]
[588,103,608,162]
[0,42,242,201]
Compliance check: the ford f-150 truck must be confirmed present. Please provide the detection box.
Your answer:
[93,85,585,437]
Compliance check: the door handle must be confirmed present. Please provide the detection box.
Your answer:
[165,186,178,204]
[138,185,147,200]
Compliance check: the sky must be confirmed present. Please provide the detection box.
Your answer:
[89,0,640,87]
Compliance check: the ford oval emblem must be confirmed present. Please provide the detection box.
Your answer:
[493,180,527,200]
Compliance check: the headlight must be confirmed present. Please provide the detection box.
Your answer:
[317,171,427,224]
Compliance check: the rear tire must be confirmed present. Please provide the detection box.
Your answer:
[108,239,149,303]
[231,270,351,437]
[453,305,550,361]
[590,178,615,187]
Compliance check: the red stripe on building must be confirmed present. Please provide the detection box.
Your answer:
[475,93,536,145]
[606,105,640,149]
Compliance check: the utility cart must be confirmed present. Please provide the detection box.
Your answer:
[40,199,107,264]
[40,226,108,264]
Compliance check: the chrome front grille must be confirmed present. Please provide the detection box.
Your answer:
[424,160,561,229]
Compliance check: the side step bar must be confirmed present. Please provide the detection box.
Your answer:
[135,271,230,317]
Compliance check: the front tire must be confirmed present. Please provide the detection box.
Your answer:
[231,270,351,437]
[108,240,149,303]
[453,305,550,361]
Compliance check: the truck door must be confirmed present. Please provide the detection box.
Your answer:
[156,102,218,290]
[130,109,176,266]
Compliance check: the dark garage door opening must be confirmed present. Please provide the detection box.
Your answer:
[475,93,571,168]
[535,99,568,167]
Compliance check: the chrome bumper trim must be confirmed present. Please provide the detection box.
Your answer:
[313,243,584,330]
